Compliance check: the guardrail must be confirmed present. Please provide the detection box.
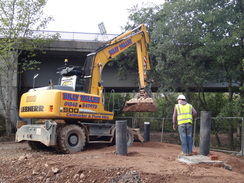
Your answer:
[35,30,118,42]
[0,30,119,42]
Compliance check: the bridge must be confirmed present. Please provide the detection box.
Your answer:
[20,30,152,94]
[20,30,231,94]
[0,30,232,125]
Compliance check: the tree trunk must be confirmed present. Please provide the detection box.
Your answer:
[0,51,18,136]
[4,109,12,136]
[212,119,221,147]
[227,79,234,149]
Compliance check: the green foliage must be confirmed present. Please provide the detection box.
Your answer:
[218,98,242,117]
[117,0,243,115]
[205,93,227,116]
[0,0,59,71]
[103,92,132,114]
[109,2,161,81]
[0,0,59,135]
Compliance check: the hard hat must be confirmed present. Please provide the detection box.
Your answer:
[177,94,186,100]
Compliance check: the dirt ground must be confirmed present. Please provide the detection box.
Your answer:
[0,133,244,183]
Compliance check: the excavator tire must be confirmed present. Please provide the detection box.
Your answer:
[111,127,134,146]
[56,124,86,154]
[123,102,158,112]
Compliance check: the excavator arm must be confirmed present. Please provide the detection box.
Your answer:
[83,24,157,112]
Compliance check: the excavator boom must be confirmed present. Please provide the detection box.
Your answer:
[89,24,158,112]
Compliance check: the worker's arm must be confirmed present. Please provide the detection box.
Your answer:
[192,107,197,120]
[172,106,177,130]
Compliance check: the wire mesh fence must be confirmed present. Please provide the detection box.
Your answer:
[194,117,244,155]
[114,116,244,155]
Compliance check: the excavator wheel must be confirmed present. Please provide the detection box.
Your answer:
[111,127,134,146]
[56,124,86,154]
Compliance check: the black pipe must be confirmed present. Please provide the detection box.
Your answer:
[115,120,127,156]
[199,111,211,156]
[144,122,150,142]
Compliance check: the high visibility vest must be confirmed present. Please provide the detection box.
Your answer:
[175,103,193,125]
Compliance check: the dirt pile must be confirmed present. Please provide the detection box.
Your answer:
[0,139,244,183]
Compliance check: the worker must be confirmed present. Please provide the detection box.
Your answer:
[172,94,197,156]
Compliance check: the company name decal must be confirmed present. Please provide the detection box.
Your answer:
[62,93,100,103]
[108,39,132,56]
[21,105,44,112]
[66,113,110,119]
[60,107,110,119]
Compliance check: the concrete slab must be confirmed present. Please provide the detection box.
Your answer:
[178,155,224,165]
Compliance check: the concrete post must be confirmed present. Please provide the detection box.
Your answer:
[115,120,127,156]
[199,111,211,156]
[144,122,150,142]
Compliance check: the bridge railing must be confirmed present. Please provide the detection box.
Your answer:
[34,30,118,42]
[0,30,118,42]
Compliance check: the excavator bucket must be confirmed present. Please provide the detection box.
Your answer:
[123,97,158,112]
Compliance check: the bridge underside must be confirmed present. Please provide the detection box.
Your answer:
[19,40,231,95]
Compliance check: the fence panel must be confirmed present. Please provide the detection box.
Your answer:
[114,116,244,155]
[193,117,244,155]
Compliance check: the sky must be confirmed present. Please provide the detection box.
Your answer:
[44,0,164,34]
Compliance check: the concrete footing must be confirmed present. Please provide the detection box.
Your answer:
[178,155,223,165]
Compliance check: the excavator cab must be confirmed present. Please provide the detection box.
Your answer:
[91,24,158,113]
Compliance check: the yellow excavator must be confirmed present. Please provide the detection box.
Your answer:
[15,24,157,153]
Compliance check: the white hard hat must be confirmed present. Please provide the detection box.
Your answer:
[177,94,186,100]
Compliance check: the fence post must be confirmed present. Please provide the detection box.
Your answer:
[144,122,150,142]
[116,120,127,156]
[161,118,165,142]
[193,118,197,147]
[132,117,135,128]
[241,117,244,155]
[199,111,211,156]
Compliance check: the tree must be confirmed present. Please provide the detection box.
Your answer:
[109,2,161,82]
[192,0,244,102]
[115,0,243,118]
[149,0,243,111]
[0,0,58,136]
